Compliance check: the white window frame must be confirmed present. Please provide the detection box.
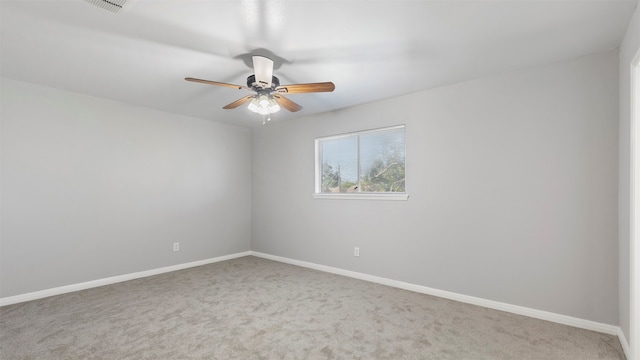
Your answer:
[313,125,408,201]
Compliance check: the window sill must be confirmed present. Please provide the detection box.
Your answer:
[313,193,409,201]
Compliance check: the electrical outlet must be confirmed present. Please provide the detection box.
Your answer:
[173,242,180,251]
[354,247,360,257]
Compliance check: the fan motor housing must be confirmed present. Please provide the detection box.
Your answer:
[247,75,280,90]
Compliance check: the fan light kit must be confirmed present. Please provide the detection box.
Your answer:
[248,95,281,116]
[186,55,335,124]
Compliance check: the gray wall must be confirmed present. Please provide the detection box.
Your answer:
[619,3,640,349]
[252,50,620,325]
[0,79,252,298]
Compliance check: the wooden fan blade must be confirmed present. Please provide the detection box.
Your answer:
[185,77,252,91]
[273,94,302,112]
[223,95,255,109]
[275,82,335,94]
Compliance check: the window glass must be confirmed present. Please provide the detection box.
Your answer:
[359,127,405,192]
[316,125,405,194]
[320,135,358,192]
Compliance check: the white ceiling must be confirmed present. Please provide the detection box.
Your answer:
[1,0,637,127]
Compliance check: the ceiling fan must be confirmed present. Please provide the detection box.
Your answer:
[185,56,335,123]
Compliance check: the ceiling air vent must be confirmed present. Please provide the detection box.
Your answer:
[84,0,132,14]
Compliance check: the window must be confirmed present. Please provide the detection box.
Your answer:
[314,125,407,200]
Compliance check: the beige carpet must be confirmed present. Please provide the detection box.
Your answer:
[0,256,625,359]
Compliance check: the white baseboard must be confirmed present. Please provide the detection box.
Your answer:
[251,251,622,338]
[617,327,631,360]
[0,251,251,307]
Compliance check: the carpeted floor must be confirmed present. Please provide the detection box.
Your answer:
[0,256,626,359]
